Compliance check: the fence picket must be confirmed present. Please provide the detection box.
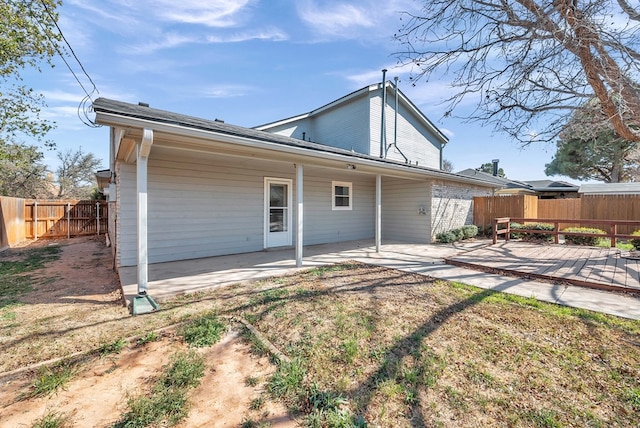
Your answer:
[474,194,640,234]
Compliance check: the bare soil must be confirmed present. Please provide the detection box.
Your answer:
[1,236,639,427]
[0,236,295,427]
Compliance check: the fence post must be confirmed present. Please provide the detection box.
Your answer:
[554,222,559,244]
[67,202,71,239]
[96,202,100,235]
[611,223,617,248]
[492,218,497,244]
[33,200,38,240]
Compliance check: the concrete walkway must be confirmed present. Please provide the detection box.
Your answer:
[119,240,640,320]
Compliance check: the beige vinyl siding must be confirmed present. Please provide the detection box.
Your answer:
[382,178,431,243]
[259,117,313,141]
[312,99,369,153]
[116,162,137,269]
[116,149,377,267]
[303,169,375,245]
[387,102,441,168]
[118,148,295,266]
[369,91,442,168]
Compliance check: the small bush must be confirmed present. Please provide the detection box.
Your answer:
[451,228,465,241]
[508,222,524,239]
[461,225,478,239]
[563,227,606,246]
[632,230,640,250]
[510,223,554,242]
[436,231,457,243]
[437,225,479,243]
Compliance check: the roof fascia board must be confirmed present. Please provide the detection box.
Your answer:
[96,110,496,188]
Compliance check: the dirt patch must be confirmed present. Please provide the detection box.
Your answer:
[0,237,295,427]
[2,237,639,427]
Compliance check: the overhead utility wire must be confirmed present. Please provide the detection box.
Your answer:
[35,0,101,127]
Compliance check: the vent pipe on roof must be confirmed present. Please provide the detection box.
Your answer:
[138,102,149,107]
[385,76,408,163]
[380,69,387,159]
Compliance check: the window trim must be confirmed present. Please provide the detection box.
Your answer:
[332,181,353,211]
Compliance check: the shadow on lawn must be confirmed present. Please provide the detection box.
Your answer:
[210,263,519,424]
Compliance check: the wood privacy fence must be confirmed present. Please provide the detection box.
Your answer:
[0,197,107,248]
[474,194,640,234]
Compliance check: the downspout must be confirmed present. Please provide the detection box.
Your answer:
[380,69,387,158]
[386,76,409,163]
[132,128,159,315]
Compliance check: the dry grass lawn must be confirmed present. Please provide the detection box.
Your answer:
[1,237,639,427]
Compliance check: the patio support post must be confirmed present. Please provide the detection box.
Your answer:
[137,129,153,295]
[296,164,304,267]
[376,174,381,252]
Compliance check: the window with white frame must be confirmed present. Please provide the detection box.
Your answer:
[332,181,352,210]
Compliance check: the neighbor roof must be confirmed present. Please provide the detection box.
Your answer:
[92,98,496,188]
[456,169,531,189]
[579,183,640,194]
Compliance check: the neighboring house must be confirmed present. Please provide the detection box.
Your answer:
[255,81,448,169]
[457,169,579,199]
[579,183,640,195]
[525,180,579,199]
[92,89,497,294]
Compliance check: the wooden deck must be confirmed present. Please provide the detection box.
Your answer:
[445,242,640,295]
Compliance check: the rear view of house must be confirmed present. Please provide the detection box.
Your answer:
[92,81,496,296]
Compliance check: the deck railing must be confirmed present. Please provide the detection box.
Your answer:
[492,217,640,246]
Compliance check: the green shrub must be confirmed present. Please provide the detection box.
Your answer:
[562,227,606,246]
[451,228,465,241]
[461,225,479,239]
[436,231,457,243]
[508,222,524,239]
[510,223,554,242]
[631,230,640,250]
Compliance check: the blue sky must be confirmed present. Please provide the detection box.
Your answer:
[26,0,575,183]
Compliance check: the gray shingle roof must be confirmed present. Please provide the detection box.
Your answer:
[92,98,499,187]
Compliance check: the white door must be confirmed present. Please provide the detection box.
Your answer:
[264,178,292,248]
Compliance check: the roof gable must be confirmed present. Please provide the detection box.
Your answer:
[254,82,449,145]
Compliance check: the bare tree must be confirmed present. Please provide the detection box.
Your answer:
[395,0,640,144]
[442,158,454,172]
[56,148,102,198]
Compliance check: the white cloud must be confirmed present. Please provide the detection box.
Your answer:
[206,27,288,43]
[127,33,201,54]
[41,90,87,103]
[439,127,455,139]
[144,0,252,27]
[203,84,254,98]
[296,0,419,39]
[297,1,373,36]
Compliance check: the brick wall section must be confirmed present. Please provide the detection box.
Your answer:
[430,180,492,239]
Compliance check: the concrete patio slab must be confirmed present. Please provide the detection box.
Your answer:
[118,240,640,320]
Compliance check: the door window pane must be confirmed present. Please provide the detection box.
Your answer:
[270,184,287,208]
[269,209,287,232]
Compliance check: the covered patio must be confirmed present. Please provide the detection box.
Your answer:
[118,240,640,320]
